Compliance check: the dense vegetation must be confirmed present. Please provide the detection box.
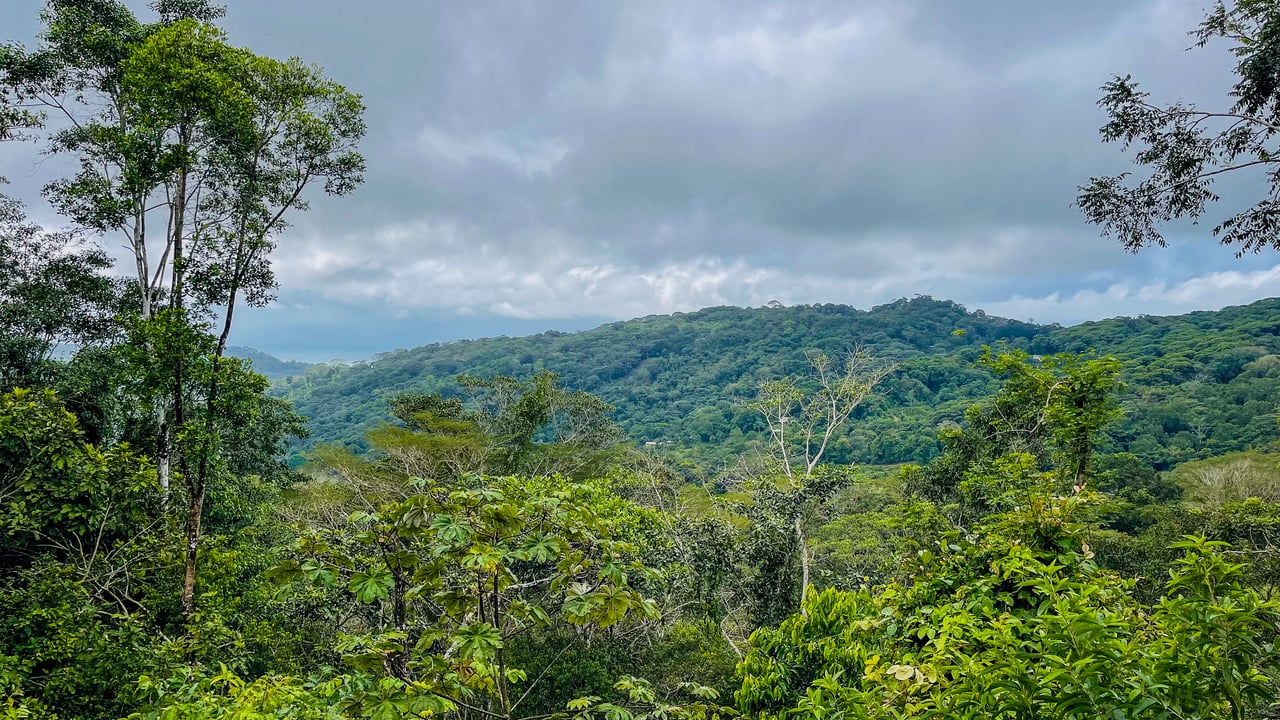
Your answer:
[4,1,1280,720]
[276,296,1280,471]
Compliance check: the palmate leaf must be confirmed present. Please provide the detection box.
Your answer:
[461,543,506,573]
[481,501,525,534]
[431,513,472,543]
[366,695,407,720]
[567,695,602,711]
[432,589,478,615]
[398,500,434,529]
[563,581,602,624]
[265,559,302,584]
[348,567,394,603]
[453,622,503,660]
[519,532,566,562]
[301,558,336,585]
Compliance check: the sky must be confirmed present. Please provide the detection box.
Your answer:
[3,0,1279,361]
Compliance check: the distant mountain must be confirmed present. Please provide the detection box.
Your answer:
[226,346,314,382]
[271,296,1280,470]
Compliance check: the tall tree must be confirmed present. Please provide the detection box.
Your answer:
[1078,0,1280,254]
[0,0,366,616]
[390,371,624,481]
[902,348,1123,522]
[744,349,894,600]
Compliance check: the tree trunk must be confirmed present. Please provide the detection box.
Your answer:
[171,129,199,618]
[132,206,150,319]
[387,575,410,681]
[795,515,810,612]
[156,417,170,506]
[180,481,203,615]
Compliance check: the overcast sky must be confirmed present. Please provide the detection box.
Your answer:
[3,0,1277,361]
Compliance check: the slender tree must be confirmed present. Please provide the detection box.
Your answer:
[745,348,895,603]
[0,0,365,616]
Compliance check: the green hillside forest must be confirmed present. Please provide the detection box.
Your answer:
[7,2,1280,720]
[274,296,1280,472]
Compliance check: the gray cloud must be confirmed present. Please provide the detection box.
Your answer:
[0,0,1272,358]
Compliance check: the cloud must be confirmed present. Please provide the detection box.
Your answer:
[983,264,1280,325]
[415,127,574,177]
[271,214,1141,323]
[0,0,1273,359]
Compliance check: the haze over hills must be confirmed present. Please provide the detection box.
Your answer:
[268,295,1280,470]
[225,346,314,382]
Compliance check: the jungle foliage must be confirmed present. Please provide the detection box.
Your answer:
[275,296,1280,472]
[5,1,1280,719]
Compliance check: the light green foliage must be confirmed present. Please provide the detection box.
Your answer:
[270,473,664,718]
[380,370,623,482]
[903,347,1122,520]
[128,666,337,719]
[1169,450,1280,509]
[810,495,949,590]
[737,493,1280,720]
[976,347,1122,488]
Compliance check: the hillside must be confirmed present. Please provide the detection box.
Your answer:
[226,345,313,382]
[272,296,1280,469]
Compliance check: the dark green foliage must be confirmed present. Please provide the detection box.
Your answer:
[277,297,1280,472]
[0,388,155,561]
[0,194,120,391]
[8,0,1280,716]
[0,562,155,720]
[0,389,158,718]
[1078,0,1280,253]
[276,298,1043,464]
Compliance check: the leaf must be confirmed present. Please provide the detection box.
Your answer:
[453,622,503,660]
[265,559,301,584]
[430,514,472,543]
[520,532,565,563]
[348,567,394,603]
[567,696,602,711]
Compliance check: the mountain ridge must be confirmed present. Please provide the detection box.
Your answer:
[268,295,1280,470]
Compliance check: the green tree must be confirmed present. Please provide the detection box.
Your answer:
[0,388,158,719]
[743,349,894,601]
[268,473,729,720]
[0,388,155,567]
[737,492,1280,720]
[1078,0,1280,253]
[978,348,1123,491]
[904,348,1122,519]
[1,0,365,616]
[391,370,624,480]
[0,195,119,390]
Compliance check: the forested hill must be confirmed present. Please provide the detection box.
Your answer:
[226,345,313,381]
[272,296,1280,469]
